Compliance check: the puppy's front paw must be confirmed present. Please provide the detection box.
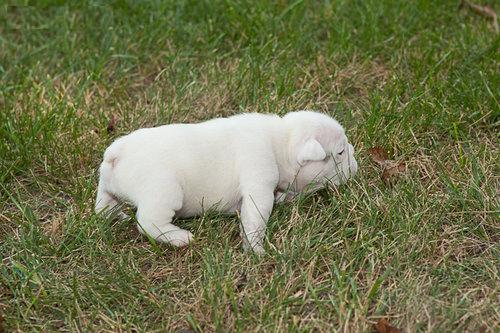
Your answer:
[243,242,265,255]
[251,243,265,255]
[165,230,194,247]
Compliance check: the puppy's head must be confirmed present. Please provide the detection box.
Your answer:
[284,111,358,192]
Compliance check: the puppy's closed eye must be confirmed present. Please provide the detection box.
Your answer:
[338,149,345,156]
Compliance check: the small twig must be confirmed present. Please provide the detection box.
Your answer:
[106,114,118,133]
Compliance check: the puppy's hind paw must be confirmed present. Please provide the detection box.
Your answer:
[165,230,194,247]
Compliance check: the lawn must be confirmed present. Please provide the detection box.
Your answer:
[0,0,499,332]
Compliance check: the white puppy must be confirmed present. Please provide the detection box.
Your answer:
[95,111,357,253]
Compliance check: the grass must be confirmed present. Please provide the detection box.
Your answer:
[0,0,499,331]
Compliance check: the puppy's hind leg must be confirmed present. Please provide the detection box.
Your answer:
[135,177,193,247]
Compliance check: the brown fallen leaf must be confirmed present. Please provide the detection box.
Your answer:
[368,146,389,166]
[381,161,407,185]
[373,318,401,333]
[0,313,4,333]
[460,0,499,33]
[107,114,118,133]
[53,320,65,329]
[368,146,407,185]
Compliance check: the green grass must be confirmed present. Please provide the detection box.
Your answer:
[1,0,499,331]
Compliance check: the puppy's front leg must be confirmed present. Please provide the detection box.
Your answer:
[240,187,274,255]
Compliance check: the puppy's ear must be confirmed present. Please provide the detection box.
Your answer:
[297,139,326,165]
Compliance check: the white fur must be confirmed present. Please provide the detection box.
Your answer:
[95,111,358,253]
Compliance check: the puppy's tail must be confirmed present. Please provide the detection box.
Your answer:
[95,140,129,220]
